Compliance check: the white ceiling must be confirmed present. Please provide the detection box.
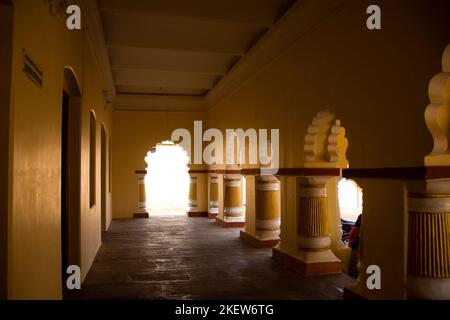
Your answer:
[97,0,297,99]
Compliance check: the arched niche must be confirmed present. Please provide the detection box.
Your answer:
[63,66,82,97]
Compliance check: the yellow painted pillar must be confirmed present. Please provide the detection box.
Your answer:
[208,174,219,219]
[216,174,245,227]
[240,175,280,247]
[407,189,450,299]
[133,171,148,218]
[297,176,341,273]
[187,175,198,215]
[273,176,341,275]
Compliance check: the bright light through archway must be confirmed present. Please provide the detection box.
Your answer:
[338,178,363,222]
[144,141,190,215]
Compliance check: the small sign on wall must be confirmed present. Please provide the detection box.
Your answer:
[22,49,43,88]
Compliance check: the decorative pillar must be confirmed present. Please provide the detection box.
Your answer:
[240,175,281,247]
[273,110,348,275]
[208,174,219,219]
[216,174,245,228]
[407,188,450,299]
[133,170,148,218]
[187,171,208,217]
[187,175,199,216]
[298,176,341,273]
[273,176,341,275]
[407,44,450,299]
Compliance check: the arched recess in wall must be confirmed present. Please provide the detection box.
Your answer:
[61,67,82,294]
[89,110,97,208]
[100,124,107,231]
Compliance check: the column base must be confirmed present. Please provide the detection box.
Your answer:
[133,212,149,219]
[240,231,279,248]
[208,212,219,219]
[272,247,342,276]
[215,217,245,228]
[407,275,450,300]
[187,211,208,218]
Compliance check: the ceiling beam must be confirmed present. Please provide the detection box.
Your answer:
[98,0,295,27]
[101,11,267,56]
[113,69,220,90]
[112,67,225,77]
[116,85,208,96]
[114,94,209,112]
[80,0,116,102]
[108,47,239,76]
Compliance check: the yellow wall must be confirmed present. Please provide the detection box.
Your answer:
[112,111,206,218]
[207,0,450,169]
[7,0,112,299]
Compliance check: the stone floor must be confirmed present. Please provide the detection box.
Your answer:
[71,215,355,300]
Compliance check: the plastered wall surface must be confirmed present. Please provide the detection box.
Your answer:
[7,0,112,299]
[207,0,450,169]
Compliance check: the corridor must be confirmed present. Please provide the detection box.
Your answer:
[73,216,354,300]
[2,0,450,301]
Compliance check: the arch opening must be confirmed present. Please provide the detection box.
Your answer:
[144,141,190,215]
[338,178,363,244]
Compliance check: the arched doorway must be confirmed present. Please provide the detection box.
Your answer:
[144,141,190,215]
[61,67,81,296]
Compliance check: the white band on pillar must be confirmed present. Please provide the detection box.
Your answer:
[298,235,331,250]
[224,207,244,215]
[225,180,241,187]
[256,183,280,191]
[407,196,450,213]
[209,200,219,207]
[208,207,219,214]
[224,215,245,222]
[256,219,281,231]
[256,229,280,241]
[300,187,326,198]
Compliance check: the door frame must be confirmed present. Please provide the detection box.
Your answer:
[61,68,82,297]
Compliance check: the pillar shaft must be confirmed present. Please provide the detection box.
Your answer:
[223,174,244,222]
[208,174,219,218]
[407,191,450,299]
[298,181,330,250]
[273,176,341,275]
[134,172,148,218]
[188,175,198,213]
[255,175,281,240]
